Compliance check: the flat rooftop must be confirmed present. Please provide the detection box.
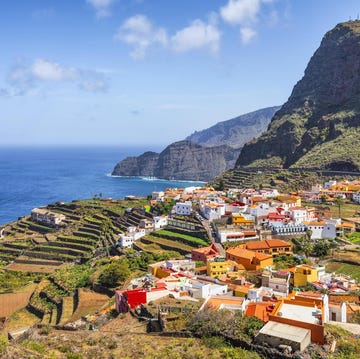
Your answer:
[278,303,319,324]
[259,321,311,343]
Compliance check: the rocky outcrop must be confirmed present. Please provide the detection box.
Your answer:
[186,106,280,148]
[112,141,240,182]
[236,21,360,171]
[112,106,278,181]
[112,151,159,177]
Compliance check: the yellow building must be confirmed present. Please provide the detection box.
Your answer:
[293,265,318,287]
[232,213,254,227]
[206,257,228,278]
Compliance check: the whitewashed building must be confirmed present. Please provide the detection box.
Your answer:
[175,201,192,216]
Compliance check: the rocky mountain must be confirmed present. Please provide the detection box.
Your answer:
[236,21,360,171]
[186,106,280,148]
[112,141,240,182]
[112,106,277,181]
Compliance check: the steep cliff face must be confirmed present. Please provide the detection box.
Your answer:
[186,106,280,148]
[112,151,159,177]
[236,21,360,171]
[154,141,240,181]
[112,141,240,181]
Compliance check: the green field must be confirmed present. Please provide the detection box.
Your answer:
[326,261,360,281]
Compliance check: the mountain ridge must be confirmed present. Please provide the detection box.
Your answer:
[236,21,360,171]
[112,106,277,181]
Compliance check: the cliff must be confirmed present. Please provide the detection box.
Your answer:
[236,21,360,171]
[186,106,280,148]
[112,106,276,181]
[112,141,240,182]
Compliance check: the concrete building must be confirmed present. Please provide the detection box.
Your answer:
[215,226,259,244]
[201,202,226,220]
[292,265,319,287]
[262,269,291,296]
[118,227,146,248]
[191,243,220,263]
[241,239,292,257]
[175,201,192,216]
[255,321,311,352]
[303,220,337,240]
[31,208,66,227]
[185,281,228,299]
[226,247,273,270]
[206,257,228,278]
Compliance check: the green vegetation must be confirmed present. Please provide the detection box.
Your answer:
[188,309,264,344]
[273,254,302,269]
[326,262,360,282]
[345,232,360,244]
[96,258,131,288]
[52,264,94,293]
[327,324,360,359]
[0,270,43,292]
[0,336,8,356]
[156,229,208,247]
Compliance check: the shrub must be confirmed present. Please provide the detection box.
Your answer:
[0,336,8,355]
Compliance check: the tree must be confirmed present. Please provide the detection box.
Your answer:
[334,195,345,218]
[97,259,131,288]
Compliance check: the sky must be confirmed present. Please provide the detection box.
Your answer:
[1,0,360,148]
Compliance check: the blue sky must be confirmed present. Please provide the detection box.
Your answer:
[1,0,360,147]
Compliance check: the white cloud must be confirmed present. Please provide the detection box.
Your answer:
[240,27,256,44]
[86,0,114,18]
[114,14,167,59]
[6,58,109,94]
[220,0,273,44]
[220,0,261,25]
[31,59,77,81]
[171,19,221,53]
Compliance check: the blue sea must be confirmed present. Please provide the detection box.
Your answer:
[0,146,204,225]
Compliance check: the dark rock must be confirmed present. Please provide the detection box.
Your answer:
[112,141,240,182]
[236,21,360,171]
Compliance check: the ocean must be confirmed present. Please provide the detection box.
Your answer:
[0,146,204,225]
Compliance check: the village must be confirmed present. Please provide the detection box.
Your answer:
[112,179,360,354]
[1,178,360,357]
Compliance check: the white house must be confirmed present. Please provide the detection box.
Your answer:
[201,202,225,220]
[175,201,192,216]
[118,226,146,248]
[353,192,360,204]
[288,207,308,224]
[185,281,228,299]
[215,226,259,243]
[303,220,338,239]
[152,191,165,202]
[153,216,168,229]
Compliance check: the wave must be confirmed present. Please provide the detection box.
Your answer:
[106,173,206,184]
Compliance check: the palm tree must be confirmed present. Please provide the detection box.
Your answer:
[334,195,344,218]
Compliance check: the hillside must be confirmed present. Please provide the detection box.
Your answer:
[186,106,280,148]
[236,21,360,171]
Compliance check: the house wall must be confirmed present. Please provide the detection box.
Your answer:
[294,267,318,287]
[255,328,311,352]
[268,314,325,344]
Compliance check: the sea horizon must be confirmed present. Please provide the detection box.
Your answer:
[0,145,204,225]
